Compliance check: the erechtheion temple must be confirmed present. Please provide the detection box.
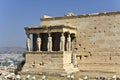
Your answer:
[22,11,120,75]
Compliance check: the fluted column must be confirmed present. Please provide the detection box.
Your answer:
[66,33,71,51]
[26,34,31,52]
[47,33,52,51]
[60,33,65,51]
[37,34,41,51]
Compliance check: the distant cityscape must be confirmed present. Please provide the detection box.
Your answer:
[0,54,24,66]
[0,47,25,74]
[0,47,25,54]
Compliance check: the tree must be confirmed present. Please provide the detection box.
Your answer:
[15,52,26,74]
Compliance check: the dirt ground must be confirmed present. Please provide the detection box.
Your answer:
[20,70,120,80]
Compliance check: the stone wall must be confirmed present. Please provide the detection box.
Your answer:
[24,52,64,69]
[22,51,78,74]
[40,12,120,64]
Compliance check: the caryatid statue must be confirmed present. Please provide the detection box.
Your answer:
[72,54,78,67]
[37,34,41,51]
[47,33,52,51]
[26,34,31,52]
[60,33,65,51]
[66,34,71,51]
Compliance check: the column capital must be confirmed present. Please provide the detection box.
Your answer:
[37,33,40,37]
[26,32,30,35]
[36,33,40,35]
[48,33,51,37]
[61,32,64,36]
[66,31,71,34]
[68,33,70,37]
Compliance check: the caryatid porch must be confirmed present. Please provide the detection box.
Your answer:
[22,25,79,75]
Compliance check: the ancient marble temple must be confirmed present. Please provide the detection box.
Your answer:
[22,12,120,75]
[22,18,79,74]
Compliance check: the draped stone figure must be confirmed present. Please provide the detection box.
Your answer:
[26,35,31,51]
[72,54,78,67]
[37,35,41,51]
[66,34,71,51]
[60,33,65,51]
[47,34,52,51]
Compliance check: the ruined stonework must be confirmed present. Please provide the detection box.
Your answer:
[22,11,120,75]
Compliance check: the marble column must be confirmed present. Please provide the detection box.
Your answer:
[37,34,41,51]
[26,34,31,52]
[66,34,71,51]
[47,33,52,51]
[60,33,65,51]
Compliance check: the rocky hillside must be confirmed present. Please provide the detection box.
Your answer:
[0,47,26,54]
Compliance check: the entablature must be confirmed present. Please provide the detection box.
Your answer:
[25,25,77,34]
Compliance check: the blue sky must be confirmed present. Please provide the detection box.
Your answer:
[0,0,120,48]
